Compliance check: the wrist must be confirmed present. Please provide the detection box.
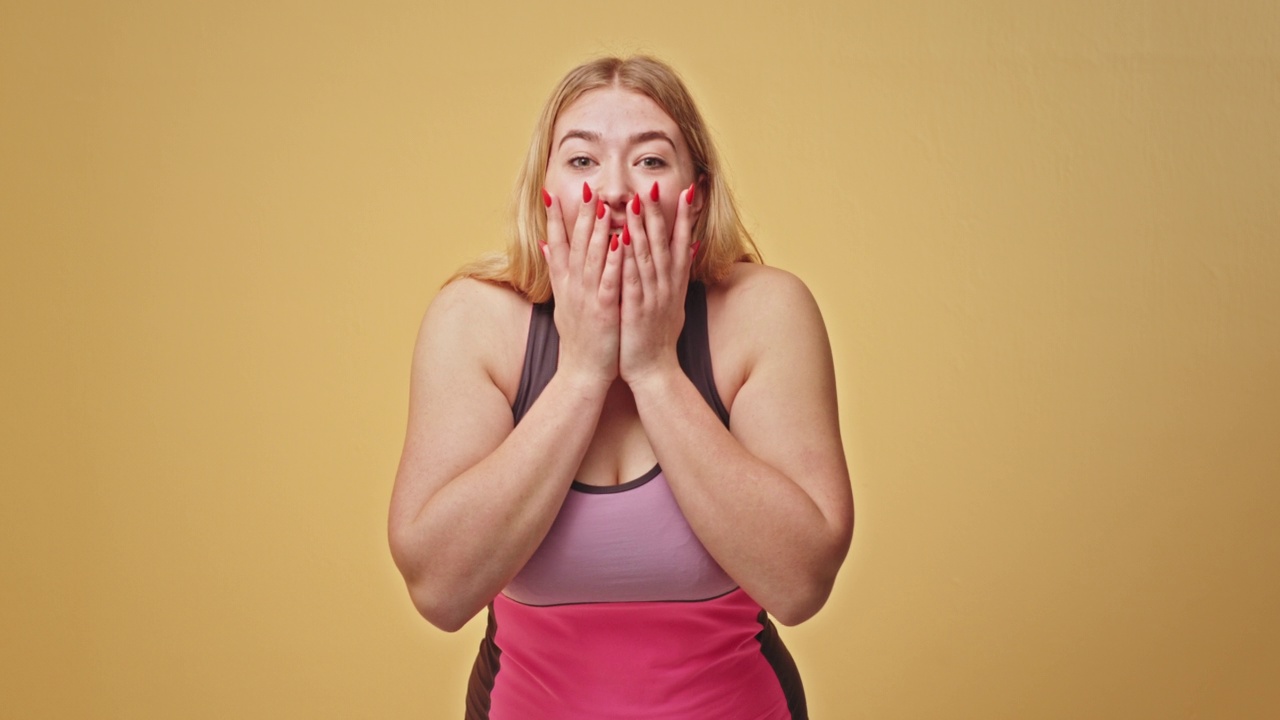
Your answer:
[550,362,616,401]
[622,358,685,400]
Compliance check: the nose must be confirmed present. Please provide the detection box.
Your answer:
[594,161,634,214]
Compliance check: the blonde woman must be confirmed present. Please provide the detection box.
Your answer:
[389,56,853,719]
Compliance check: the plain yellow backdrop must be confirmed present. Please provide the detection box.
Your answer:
[3,1,1278,717]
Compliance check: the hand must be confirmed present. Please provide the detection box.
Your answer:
[618,181,699,385]
[541,183,624,388]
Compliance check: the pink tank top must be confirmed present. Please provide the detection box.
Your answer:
[465,283,807,719]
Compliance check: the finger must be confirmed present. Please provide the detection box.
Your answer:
[581,193,610,284]
[642,182,672,281]
[599,218,623,304]
[625,191,659,293]
[621,230,643,310]
[542,189,569,268]
[671,182,697,279]
[568,182,597,272]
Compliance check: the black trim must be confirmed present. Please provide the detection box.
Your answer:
[570,463,662,494]
[497,586,741,609]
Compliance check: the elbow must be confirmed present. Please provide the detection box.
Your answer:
[767,536,849,626]
[769,575,836,627]
[397,558,482,632]
[388,527,479,633]
[407,584,476,633]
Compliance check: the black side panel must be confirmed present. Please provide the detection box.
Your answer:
[755,610,809,719]
[464,605,501,720]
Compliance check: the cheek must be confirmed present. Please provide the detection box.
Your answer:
[659,198,680,234]
[547,177,583,224]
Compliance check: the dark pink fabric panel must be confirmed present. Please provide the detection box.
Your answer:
[487,589,791,720]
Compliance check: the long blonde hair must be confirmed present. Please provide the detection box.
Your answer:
[453,55,761,302]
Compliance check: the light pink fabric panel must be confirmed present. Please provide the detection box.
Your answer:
[503,469,739,606]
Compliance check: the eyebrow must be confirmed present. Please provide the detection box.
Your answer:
[557,129,677,151]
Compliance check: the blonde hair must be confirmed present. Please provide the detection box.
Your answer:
[453,55,761,302]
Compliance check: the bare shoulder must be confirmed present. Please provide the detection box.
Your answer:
[712,262,822,322]
[417,278,531,403]
[704,263,831,408]
[708,263,828,353]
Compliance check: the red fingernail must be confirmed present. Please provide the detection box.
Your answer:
[542,188,552,207]
[686,182,696,205]
[583,183,592,203]
[596,199,606,219]
[622,224,631,246]
[610,234,619,252]
[630,193,641,215]
[691,240,700,257]
[650,181,659,202]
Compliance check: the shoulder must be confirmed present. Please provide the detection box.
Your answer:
[707,263,827,347]
[417,278,531,402]
[704,263,831,406]
[426,277,528,325]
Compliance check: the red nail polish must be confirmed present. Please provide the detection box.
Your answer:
[583,183,592,203]
[596,199,606,219]
[622,224,631,246]
[613,235,621,251]
[691,240,700,257]
[650,182,659,202]
[630,193,641,215]
[542,188,552,208]
[686,182,696,205]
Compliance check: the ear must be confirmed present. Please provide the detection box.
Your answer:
[691,173,707,217]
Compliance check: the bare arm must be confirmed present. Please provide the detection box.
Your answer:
[386,280,609,632]
[627,267,854,625]
[388,188,623,631]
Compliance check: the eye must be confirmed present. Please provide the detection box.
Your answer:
[568,156,594,169]
[639,156,668,169]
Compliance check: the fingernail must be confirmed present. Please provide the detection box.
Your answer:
[691,240,700,257]
[622,224,631,246]
[542,188,552,208]
[596,199,606,219]
[630,193,641,215]
[610,234,620,252]
[583,183,592,203]
[686,182,696,205]
[650,181,659,202]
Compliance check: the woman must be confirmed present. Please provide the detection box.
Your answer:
[388,55,853,719]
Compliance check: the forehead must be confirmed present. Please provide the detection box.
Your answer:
[553,86,681,142]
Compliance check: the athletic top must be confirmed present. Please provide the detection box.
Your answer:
[464,282,807,720]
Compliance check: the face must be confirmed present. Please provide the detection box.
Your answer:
[545,86,702,239]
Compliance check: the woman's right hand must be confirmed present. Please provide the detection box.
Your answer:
[541,183,624,388]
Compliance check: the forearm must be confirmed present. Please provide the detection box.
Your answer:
[393,372,608,630]
[629,366,848,625]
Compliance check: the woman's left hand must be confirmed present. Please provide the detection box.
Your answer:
[618,182,698,386]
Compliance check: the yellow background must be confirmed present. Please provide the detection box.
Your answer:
[3,1,1278,717]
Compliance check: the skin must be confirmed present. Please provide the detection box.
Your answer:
[388,86,853,632]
